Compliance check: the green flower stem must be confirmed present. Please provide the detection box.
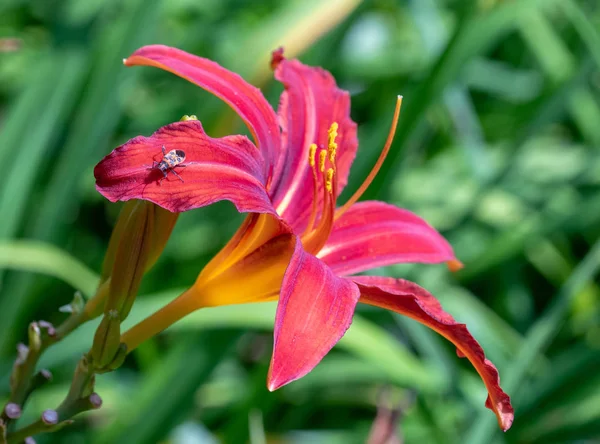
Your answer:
[6,418,50,444]
[6,356,102,443]
[1,283,108,430]
[1,323,50,430]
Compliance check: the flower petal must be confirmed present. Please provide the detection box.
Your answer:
[271,55,358,233]
[94,120,274,214]
[354,276,514,431]
[318,201,457,276]
[125,45,280,174]
[268,239,360,390]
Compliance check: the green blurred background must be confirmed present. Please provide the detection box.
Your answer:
[2,0,600,442]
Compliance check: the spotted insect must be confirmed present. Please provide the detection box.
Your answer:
[149,146,187,185]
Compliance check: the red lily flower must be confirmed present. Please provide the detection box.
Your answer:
[94,45,513,431]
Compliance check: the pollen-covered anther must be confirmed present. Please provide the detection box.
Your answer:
[318,150,327,173]
[308,143,317,168]
[325,168,335,193]
[327,122,339,163]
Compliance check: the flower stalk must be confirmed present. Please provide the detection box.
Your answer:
[2,199,177,441]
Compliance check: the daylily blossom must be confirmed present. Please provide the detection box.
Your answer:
[94,45,513,431]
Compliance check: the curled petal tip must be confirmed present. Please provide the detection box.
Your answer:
[447,259,464,272]
[486,396,514,431]
[270,47,285,70]
[355,277,513,431]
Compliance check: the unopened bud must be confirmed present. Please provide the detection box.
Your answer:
[15,343,28,365]
[89,393,103,409]
[99,201,138,285]
[41,410,58,425]
[4,403,21,419]
[59,291,85,314]
[106,343,128,370]
[180,115,198,121]
[91,310,121,368]
[99,201,178,321]
[28,323,42,350]
[38,321,56,338]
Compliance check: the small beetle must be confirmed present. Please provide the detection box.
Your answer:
[149,146,186,184]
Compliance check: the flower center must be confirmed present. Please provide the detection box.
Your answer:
[300,123,339,254]
[300,98,402,255]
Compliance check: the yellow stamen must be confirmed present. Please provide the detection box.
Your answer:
[308,143,317,167]
[302,166,337,254]
[305,151,321,234]
[325,168,334,193]
[318,150,327,173]
[335,96,403,219]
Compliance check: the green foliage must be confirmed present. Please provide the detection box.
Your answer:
[1,0,600,442]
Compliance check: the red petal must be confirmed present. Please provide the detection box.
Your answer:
[354,276,514,431]
[94,120,275,214]
[268,239,360,390]
[271,57,358,233]
[125,45,280,175]
[318,201,457,276]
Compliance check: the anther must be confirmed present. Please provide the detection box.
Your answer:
[308,143,317,167]
[325,168,334,192]
[327,122,338,163]
[328,122,338,144]
[318,150,327,173]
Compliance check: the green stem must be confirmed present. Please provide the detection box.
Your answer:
[6,418,46,444]
[1,283,107,429]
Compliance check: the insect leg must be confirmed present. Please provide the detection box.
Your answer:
[161,145,167,156]
[158,170,168,186]
[170,168,185,183]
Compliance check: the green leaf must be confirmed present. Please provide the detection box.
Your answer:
[0,241,99,297]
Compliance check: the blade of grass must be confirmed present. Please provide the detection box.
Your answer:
[223,0,363,83]
[410,0,491,182]
[519,8,600,146]
[0,56,55,173]
[0,49,88,241]
[0,240,99,297]
[559,0,600,72]
[516,343,600,417]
